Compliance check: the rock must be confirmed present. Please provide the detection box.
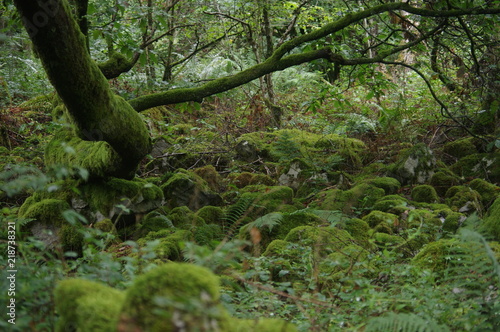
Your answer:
[388,143,436,185]
[161,169,223,211]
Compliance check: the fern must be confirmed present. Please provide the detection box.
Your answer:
[241,212,283,234]
[221,196,254,235]
[270,131,303,162]
[365,312,450,332]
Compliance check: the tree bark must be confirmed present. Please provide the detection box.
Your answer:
[14,0,151,178]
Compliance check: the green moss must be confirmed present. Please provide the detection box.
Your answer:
[285,225,353,255]
[138,229,192,260]
[469,178,500,208]
[342,218,371,248]
[362,177,401,195]
[373,232,404,248]
[450,152,500,182]
[411,185,439,203]
[412,239,465,272]
[94,218,116,233]
[80,177,163,215]
[444,185,482,213]
[263,239,291,257]
[481,196,500,241]
[59,224,84,253]
[362,210,399,228]
[54,278,125,332]
[195,205,224,224]
[373,195,408,213]
[388,143,436,185]
[19,198,70,228]
[167,206,205,229]
[443,137,478,159]
[193,165,221,191]
[227,318,298,332]
[137,210,174,238]
[316,183,385,215]
[45,128,123,178]
[120,263,224,332]
[194,224,223,247]
[161,169,222,211]
[429,171,460,196]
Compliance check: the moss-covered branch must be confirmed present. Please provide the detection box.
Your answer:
[129,2,500,112]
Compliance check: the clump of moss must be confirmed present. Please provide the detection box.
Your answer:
[445,185,482,213]
[136,210,174,238]
[411,239,466,273]
[167,206,205,229]
[469,178,499,208]
[450,153,500,183]
[342,218,371,248]
[481,196,500,241]
[387,143,436,185]
[137,229,192,261]
[372,195,408,214]
[429,171,460,196]
[362,210,399,229]
[362,177,401,195]
[195,205,224,224]
[411,185,439,203]
[193,165,221,191]
[442,137,478,159]
[284,225,353,256]
[119,263,225,332]
[54,278,125,332]
[161,169,222,211]
[315,183,385,215]
[193,224,224,247]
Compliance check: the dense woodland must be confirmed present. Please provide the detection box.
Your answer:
[1,0,500,331]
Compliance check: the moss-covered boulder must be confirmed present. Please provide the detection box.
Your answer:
[194,205,224,224]
[161,169,222,211]
[411,238,469,273]
[54,278,125,332]
[78,177,164,219]
[137,229,192,260]
[450,152,500,183]
[167,206,205,229]
[342,218,372,248]
[238,185,295,218]
[444,185,482,214]
[411,185,439,203]
[278,158,327,195]
[388,143,436,185]
[18,198,84,253]
[372,195,408,214]
[469,178,500,208]
[362,210,400,229]
[119,263,225,332]
[429,170,460,196]
[314,183,385,215]
[285,225,353,257]
[361,177,401,195]
[481,196,500,241]
[193,165,222,192]
[442,137,479,159]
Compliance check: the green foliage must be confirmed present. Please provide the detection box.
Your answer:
[365,312,450,332]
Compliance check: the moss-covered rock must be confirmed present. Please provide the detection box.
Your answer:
[411,185,439,203]
[230,172,275,188]
[193,224,224,247]
[481,196,500,241]
[314,183,385,215]
[429,170,460,196]
[119,263,224,332]
[444,185,482,214]
[54,278,125,332]
[342,218,371,248]
[18,198,84,252]
[193,165,222,192]
[443,137,479,159]
[387,143,436,185]
[194,205,224,224]
[362,210,399,229]
[361,177,401,195]
[450,152,500,183]
[468,178,500,208]
[372,195,408,214]
[167,206,205,230]
[161,169,223,211]
[79,177,164,217]
[138,229,192,261]
[284,225,353,256]
[411,238,467,272]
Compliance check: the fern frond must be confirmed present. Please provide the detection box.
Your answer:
[242,212,283,234]
[365,312,450,332]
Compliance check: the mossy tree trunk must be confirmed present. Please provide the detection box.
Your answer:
[14,0,151,178]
